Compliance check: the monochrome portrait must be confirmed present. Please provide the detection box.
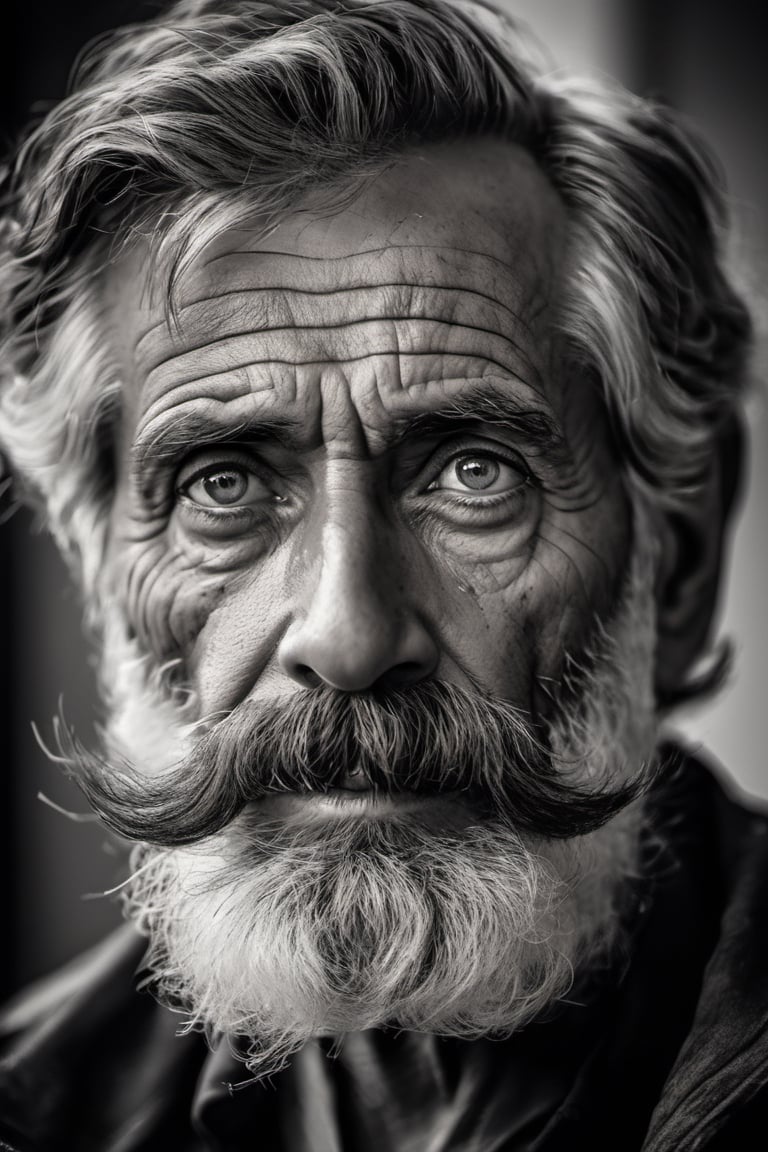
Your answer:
[1,3,766,1149]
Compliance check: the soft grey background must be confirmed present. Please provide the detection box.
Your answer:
[4,0,767,994]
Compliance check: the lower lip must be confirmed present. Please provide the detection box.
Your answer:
[252,789,465,823]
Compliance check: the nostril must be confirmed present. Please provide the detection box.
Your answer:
[295,664,322,689]
[278,612,438,692]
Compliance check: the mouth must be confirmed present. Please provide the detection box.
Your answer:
[250,764,475,828]
[334,765,372,792]
[252,789,473,829]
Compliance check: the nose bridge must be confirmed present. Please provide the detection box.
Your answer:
[278,476,437,690]
[319,487,396,626]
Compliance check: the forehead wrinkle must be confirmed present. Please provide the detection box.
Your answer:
[139,313,536,380]
[142,347,542,408]
[183,243,545,328]
[133,280,536,355]
[201,243,530,277]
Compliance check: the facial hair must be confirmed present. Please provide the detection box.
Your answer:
[62,677,644,847]
[56,523,660,1079]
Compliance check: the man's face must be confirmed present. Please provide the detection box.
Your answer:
[94,139,654,1070]
[107,137,629,755]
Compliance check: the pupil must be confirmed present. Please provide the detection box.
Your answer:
[456,457,499,490]
[203,470,247,504]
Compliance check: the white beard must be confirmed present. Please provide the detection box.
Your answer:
[107,524,659,1079]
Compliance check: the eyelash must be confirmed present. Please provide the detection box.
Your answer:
[173,456,287,542]
[425,444,531,492]
[173,441,536,535]
[428,437,530,473]
[176,457,276,497]
[437,486,529,508]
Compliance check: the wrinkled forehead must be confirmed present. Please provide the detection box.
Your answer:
[105,139,568,425]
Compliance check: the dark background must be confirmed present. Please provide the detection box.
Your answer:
[2,0,767,1001]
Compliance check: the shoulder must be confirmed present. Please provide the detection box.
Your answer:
[0,923,145,1041]
[668,742,768,972]
[651,739,768,917]
[644,742,768,1150]
[0,925,206,1151]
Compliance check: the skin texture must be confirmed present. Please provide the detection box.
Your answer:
[105,138,631,734]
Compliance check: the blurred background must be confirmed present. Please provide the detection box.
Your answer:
[1,0,766,1000]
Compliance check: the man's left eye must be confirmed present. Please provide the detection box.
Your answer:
[180,465,272,509]
[428,452,528,496]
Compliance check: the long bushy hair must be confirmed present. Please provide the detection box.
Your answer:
[0,0,751,606]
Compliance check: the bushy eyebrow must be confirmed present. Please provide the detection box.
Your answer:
[131,382,565,481]
[391,388,564,458]
[132,412,295,470]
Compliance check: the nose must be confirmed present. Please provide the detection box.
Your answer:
[277,509,439,692]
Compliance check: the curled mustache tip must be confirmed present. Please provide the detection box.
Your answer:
[46,682,655,849]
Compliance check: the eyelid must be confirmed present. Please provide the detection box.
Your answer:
[173,450,289,523]
[174,446,273,494]
[421,436,533,489]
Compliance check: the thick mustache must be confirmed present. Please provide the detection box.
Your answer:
[56,681,648,847]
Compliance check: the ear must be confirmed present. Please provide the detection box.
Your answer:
[653,414,745,703]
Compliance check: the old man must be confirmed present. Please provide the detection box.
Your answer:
[0,0,765,1148]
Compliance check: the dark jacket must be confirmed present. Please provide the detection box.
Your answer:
[1,746,768,1151]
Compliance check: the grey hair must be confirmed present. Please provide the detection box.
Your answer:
[0,0,751,597]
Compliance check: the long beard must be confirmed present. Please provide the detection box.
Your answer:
[125,806,642,1077]
[70,529,659,1079]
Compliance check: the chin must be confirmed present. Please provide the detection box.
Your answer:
[122,796,644,1079]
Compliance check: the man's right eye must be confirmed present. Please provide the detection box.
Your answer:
[176,459,280,511]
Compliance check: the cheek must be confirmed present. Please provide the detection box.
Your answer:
[433,554,534,700]
[189,540,299,713]
[438,487,631,706]
[114,516,257,668]
[526,491,632,694]
[116,536,292,716]
[190,580,290,715]
[121,541,228,664]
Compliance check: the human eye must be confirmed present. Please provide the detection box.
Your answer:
[412,438,538,534]
[427,450,529,498]
[178,463,272,509]
[174,450,287,526]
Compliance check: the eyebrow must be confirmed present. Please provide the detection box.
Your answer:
[392,388,563,457]
[131,383,565,480]
[133,412,296,471]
